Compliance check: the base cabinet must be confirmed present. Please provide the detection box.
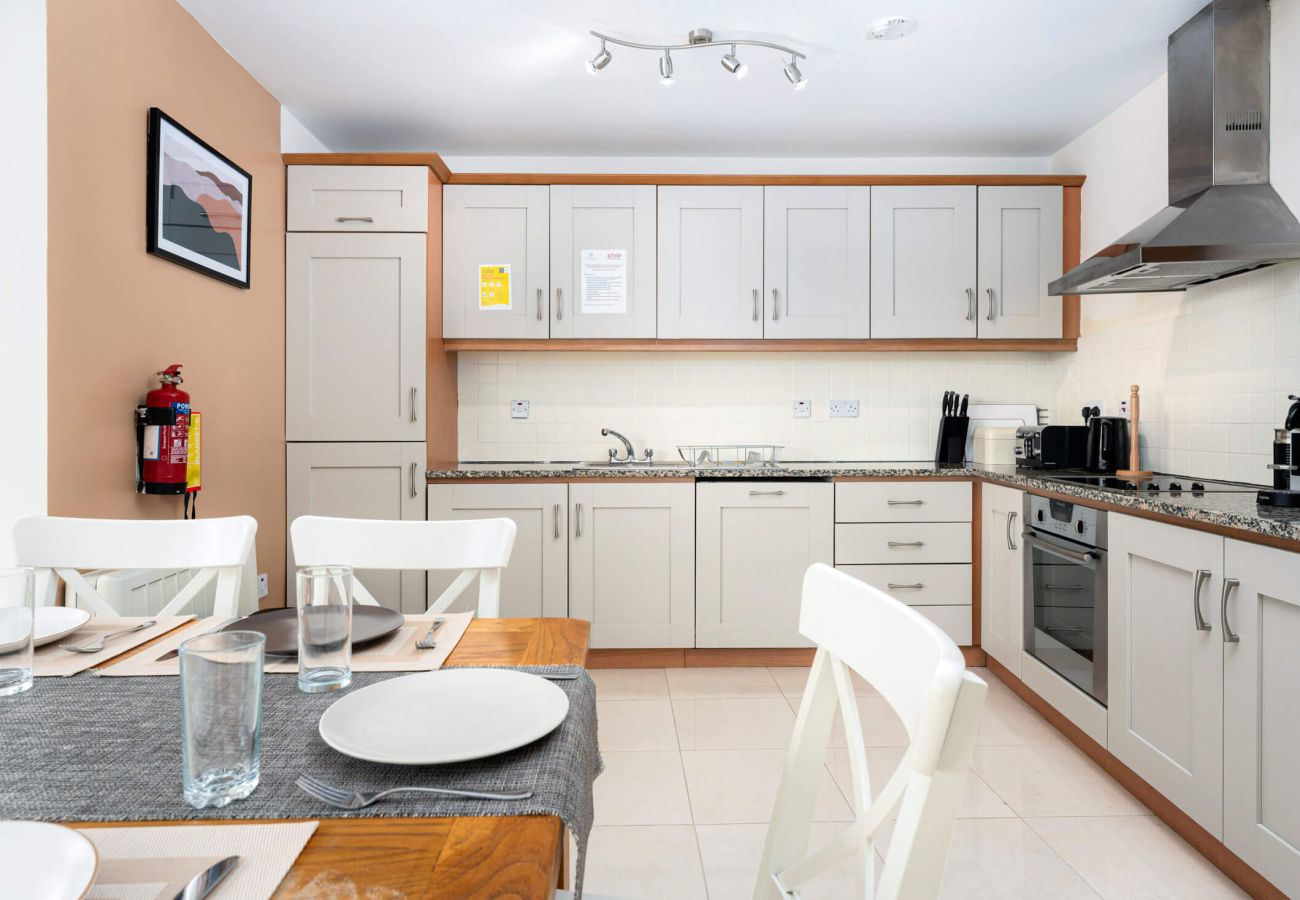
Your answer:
[1108,513,1225,837]
[696,482,833,647]
[568,482,695,649]
[286,442,427,613]
[427,483,568,618]
[1224,539,1300,895]
[980,484,1024,673]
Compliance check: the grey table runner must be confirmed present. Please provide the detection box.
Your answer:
[0,665,602,897]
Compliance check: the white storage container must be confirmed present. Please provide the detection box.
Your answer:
[973,427,1019,466]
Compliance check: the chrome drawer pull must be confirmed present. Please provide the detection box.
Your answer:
[752,288,759,322]
[771,288,779,321]
[553,504,560,540]
[887,541,925,548]
[1192,569,1211,632]
[410,386,418,423]
[1221,577,1240,643]
[749,490,786,496]
[537,287,544,321]
[408,462,418,499]
[887,500,925,506]
[574,503,582,538]
[1007,511,1018,550]
[1044,584,1084,592]
[556,287,563,320]
[986,287,996,321]
[335,215,374,223]
[887,582,924,590]
[966,288,975,321]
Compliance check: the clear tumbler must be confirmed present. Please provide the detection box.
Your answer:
[296,565,353,693]
[179,630,265,808]
[0,568,35,697]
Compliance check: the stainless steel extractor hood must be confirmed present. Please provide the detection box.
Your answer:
[1049,0,1300,296]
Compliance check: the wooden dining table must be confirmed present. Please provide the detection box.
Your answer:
[80,616,592,899]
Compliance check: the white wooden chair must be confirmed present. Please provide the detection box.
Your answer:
[11,515,257,619]
[754,563,987,900]
[289,516,516,617]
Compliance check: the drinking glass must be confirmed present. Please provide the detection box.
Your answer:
[296,565,353,693]
[0,568,35,697]
[179,630,265,808]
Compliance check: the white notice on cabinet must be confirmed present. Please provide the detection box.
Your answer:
[581,249,627,315]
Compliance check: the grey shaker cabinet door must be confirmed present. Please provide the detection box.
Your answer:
[286,232,426,441]
[977,186,1063,339]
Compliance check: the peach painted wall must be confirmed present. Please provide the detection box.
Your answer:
[47,0,286,604]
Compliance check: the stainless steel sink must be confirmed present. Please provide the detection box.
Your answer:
[578,460,690,469]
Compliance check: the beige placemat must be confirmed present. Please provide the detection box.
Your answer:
[99,612,474,676]
[77,821,317,900]
[34,617,194,677]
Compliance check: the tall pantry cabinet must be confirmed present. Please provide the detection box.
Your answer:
[285,165,431,611]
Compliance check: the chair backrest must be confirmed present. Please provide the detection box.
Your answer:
[289,516,517,617]
[755,563,987,900]
[11,516,257,619]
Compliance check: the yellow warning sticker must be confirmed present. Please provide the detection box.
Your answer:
[479,264,512,310]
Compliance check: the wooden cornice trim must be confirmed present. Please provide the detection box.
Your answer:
[282,153,451,183]
[445,172,1087,187]
[444,338,1078,353]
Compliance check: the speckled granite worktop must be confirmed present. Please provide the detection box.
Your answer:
[428,461,1300,545]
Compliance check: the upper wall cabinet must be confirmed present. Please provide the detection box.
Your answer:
[287,166,429,233]
[657,186,764,339]
[286,232,426,441]
[871,185,978,339]
[764,186,871,339]
[550,185,657,339]
[443,185,550,339]
[977,187,1063,339]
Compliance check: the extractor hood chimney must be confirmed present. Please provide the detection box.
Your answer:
[1049,0,1300,296]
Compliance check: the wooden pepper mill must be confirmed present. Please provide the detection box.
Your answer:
[1116,384,1154,480]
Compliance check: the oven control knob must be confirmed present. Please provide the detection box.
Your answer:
[1075,520,1087,535]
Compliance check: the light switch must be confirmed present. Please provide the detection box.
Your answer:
[511,400,530,419]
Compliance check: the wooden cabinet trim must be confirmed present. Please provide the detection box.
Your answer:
[443,337,1078,352]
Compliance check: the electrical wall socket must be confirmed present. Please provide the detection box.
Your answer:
[829,400,859,418]
[256,573,269,599]
[793,400,812,418]
[1118,398,1130,415]
[511,400,530,419]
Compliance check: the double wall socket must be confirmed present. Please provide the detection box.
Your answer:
[829,400,859,418]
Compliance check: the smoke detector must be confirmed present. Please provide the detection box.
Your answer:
[868,15,917,40]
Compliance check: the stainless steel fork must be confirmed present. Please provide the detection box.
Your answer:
[414,616,446,650]
[295,773,531,809]
[59,620,156,654]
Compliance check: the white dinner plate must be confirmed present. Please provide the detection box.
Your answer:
[0,821,98,900]
[319,668,570,765]
[33,607,93,648]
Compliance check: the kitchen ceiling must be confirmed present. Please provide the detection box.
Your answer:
[178,0,1207,158]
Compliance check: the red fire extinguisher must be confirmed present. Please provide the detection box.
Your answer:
[136,364,190,495]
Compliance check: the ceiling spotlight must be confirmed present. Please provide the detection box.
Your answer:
[659,49,674,85]
[587,41,612,73]
[783,57,806,90]
[721,44,747,78]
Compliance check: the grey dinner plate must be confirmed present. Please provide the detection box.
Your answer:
[221,605,405,656]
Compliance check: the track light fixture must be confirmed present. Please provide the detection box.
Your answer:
[586,27,805,89]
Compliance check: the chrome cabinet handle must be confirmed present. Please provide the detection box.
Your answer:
[771,288,779,321]
[556,287,563,320]
[887,499,924,506]
[986,287,996,321]
[1192,569,1211,631]
[408,462,417,499]
[752,288,759,322]
[553,503,560,539]
[1045,583,1084,591]
[966,288,975,321]
[574,503,582,538]
[1221,577,1240,643]
[887,582,925,590]
[410,386,418,422]
[335,215,374,223]
[888,541,925,548]
[1007,511,1018,550]
[1022,532,1099,565]
[748,490,785,496]
[536,287,543,321]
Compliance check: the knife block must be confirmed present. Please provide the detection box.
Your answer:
[934,416,970,465]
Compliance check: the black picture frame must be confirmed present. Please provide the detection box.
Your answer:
[146,107,252,288]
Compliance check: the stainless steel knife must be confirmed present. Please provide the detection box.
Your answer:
[174,855,239,900]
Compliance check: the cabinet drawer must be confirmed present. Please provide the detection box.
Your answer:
[835,481,972,523]
[288,166,428,232]
[915,606,973,645]
[835,564,972,606]
[835,523,971,564]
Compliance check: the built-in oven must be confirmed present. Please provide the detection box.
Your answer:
[1022,495,1108,706]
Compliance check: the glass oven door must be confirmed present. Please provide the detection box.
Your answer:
[1023,531,1108,706]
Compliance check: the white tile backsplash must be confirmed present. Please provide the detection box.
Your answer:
[458,351,1060,462]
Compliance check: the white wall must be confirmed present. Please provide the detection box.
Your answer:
[1049,0,1300,482]
[0,0,48,562]
[281,106,330,152]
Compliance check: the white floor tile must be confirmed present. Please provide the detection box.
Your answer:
[681,748,853,825]
[666,667,783,700]
[795,691,910,748]
[827,746,1016,819]
[974,677,1069,746]
[579,825,708,900]
[591,668,670,701]
[696,822,876,900]
[673,698,796,751]
[1027,816,1247,899]
[598,700,679,752]
[594,751,693,826]
[970,742,1150,818]
[770,665,877,702]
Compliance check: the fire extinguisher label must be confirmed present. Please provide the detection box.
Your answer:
[142,425,161,460]
[168,402,191,467]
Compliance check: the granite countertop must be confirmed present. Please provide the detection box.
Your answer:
[428,460,1300,545]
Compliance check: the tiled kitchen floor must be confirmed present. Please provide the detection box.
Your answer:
[579,666,1245,899]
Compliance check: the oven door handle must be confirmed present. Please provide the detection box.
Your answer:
[1022,532,1101,566]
